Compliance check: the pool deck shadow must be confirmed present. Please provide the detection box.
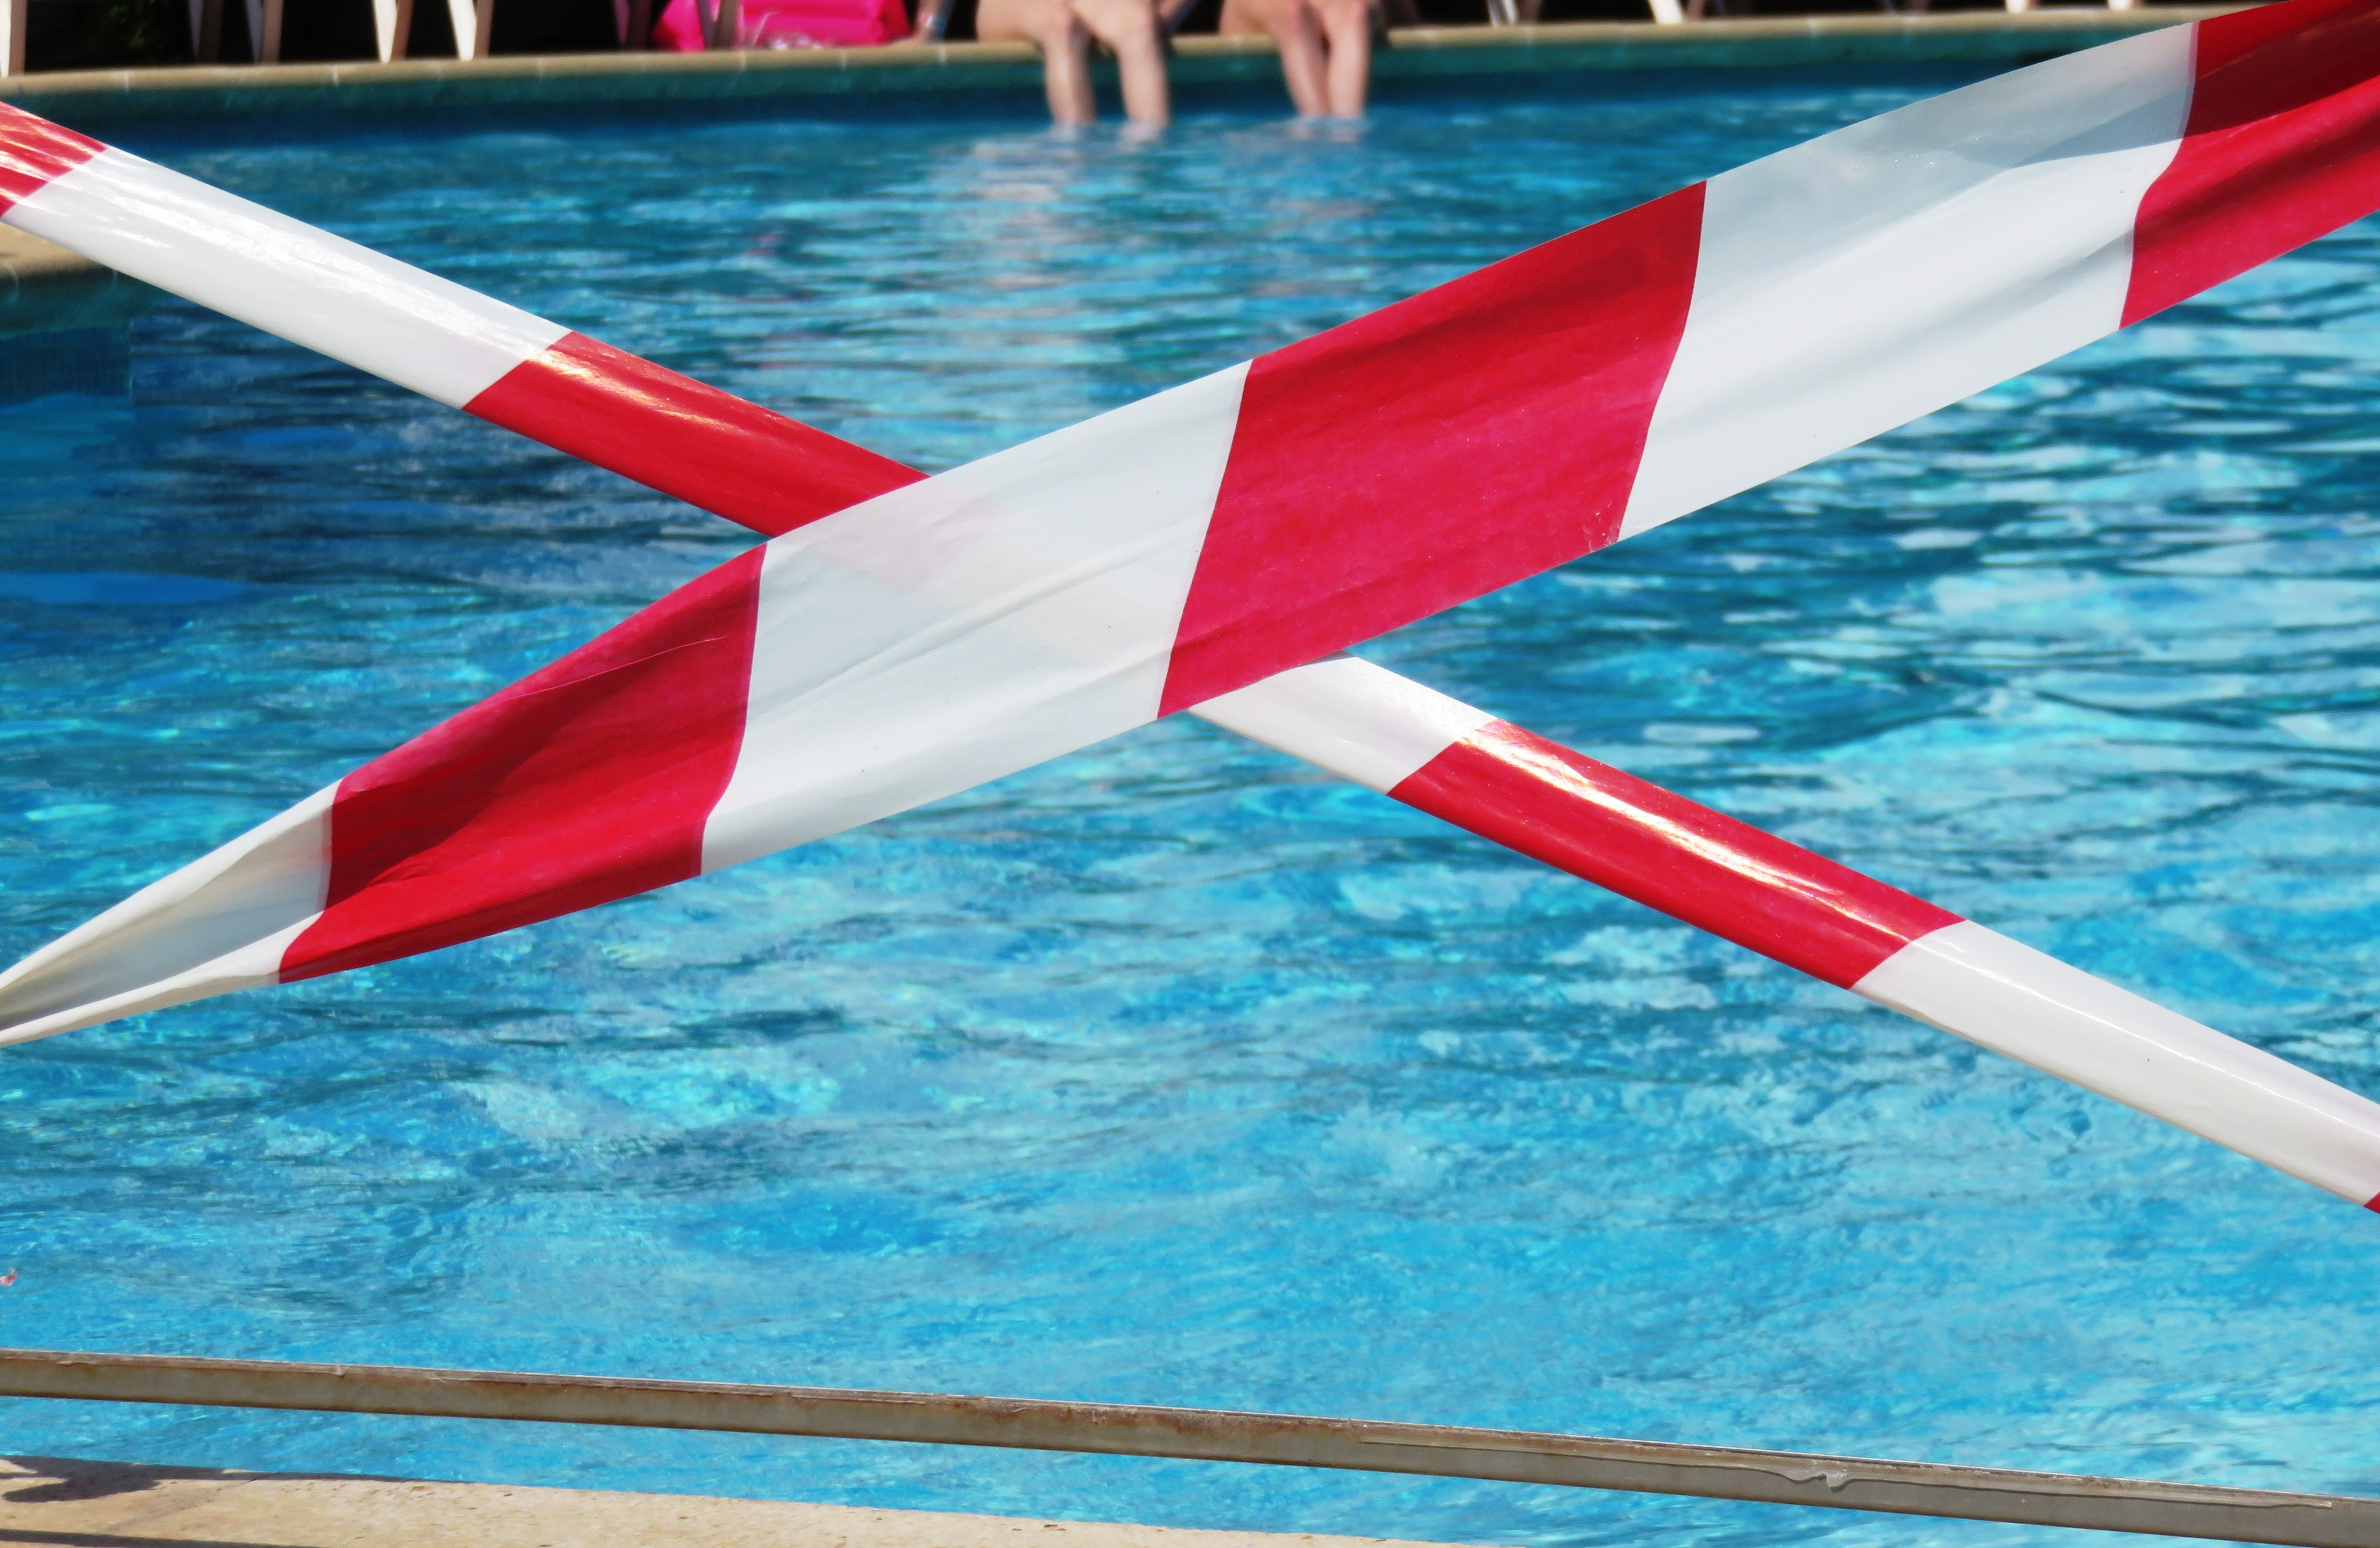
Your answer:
[0,1457,1495,1548]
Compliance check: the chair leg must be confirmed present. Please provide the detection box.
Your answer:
[445,0,490,57]
[709,0,738,46]
[256,0,283,56]
[0,0,22,76]
[1485,0,1515,26]
[189,0,224,59]
[372,0,413,57]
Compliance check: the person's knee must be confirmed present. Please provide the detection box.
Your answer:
[983,0,1081,46]
[1317,0,1365,35]
[1100,3,1164,56]
[1261,0,1321,41]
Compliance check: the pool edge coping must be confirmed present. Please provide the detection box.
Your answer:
[0,6,2249,119]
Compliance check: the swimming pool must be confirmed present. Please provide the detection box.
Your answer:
[5,69,2380,1546]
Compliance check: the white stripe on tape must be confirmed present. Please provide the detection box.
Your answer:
[1856,920,2380,1204]
[1196,655,1496,793]
[8,149,566,408]
[701,364,1250,872]
[0,784,334,1042]
[1621,25,2195,538]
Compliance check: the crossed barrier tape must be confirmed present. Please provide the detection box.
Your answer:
[3,0,2380,1210]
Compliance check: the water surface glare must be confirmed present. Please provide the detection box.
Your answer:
[5,75,2380,1547]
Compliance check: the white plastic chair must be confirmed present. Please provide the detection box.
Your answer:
[370,0,492,58]
[187,0,285,60]
[368,0,654,60]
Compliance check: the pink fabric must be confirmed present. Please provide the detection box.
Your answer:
[653,0,909,49]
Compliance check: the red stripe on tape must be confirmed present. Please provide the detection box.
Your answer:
[0,105,103,218]
[2125,0,2380,325]
[280,547,765,982]
[466,333,923,538]
[1389,722,1959,988]
[1158,184,1705,716]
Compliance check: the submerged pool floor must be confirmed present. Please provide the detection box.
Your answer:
[4,78,2380,1547]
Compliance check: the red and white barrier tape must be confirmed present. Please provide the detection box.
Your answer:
[6,0,2380,1205]
[1207,659,2380,1209]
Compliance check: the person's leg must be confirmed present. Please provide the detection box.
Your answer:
[1315,0,1369,115]
[1069,0,1169,126]
[1220,0,1326,116]
[978,0,1095,123]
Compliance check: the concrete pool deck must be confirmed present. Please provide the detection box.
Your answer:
[0,7,2239,125]
[0,1456,1488,1548]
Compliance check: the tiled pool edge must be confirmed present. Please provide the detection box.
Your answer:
[0,1455,1499,1548]
[0,8,2240,122]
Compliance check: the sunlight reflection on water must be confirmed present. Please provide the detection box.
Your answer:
[4,74,2380,1546]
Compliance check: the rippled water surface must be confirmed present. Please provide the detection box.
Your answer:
[6,71,2380,1547]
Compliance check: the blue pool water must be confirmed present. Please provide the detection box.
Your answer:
[7,71,2380,1546]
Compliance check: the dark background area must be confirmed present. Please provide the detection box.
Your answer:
[19,0,2190,72]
